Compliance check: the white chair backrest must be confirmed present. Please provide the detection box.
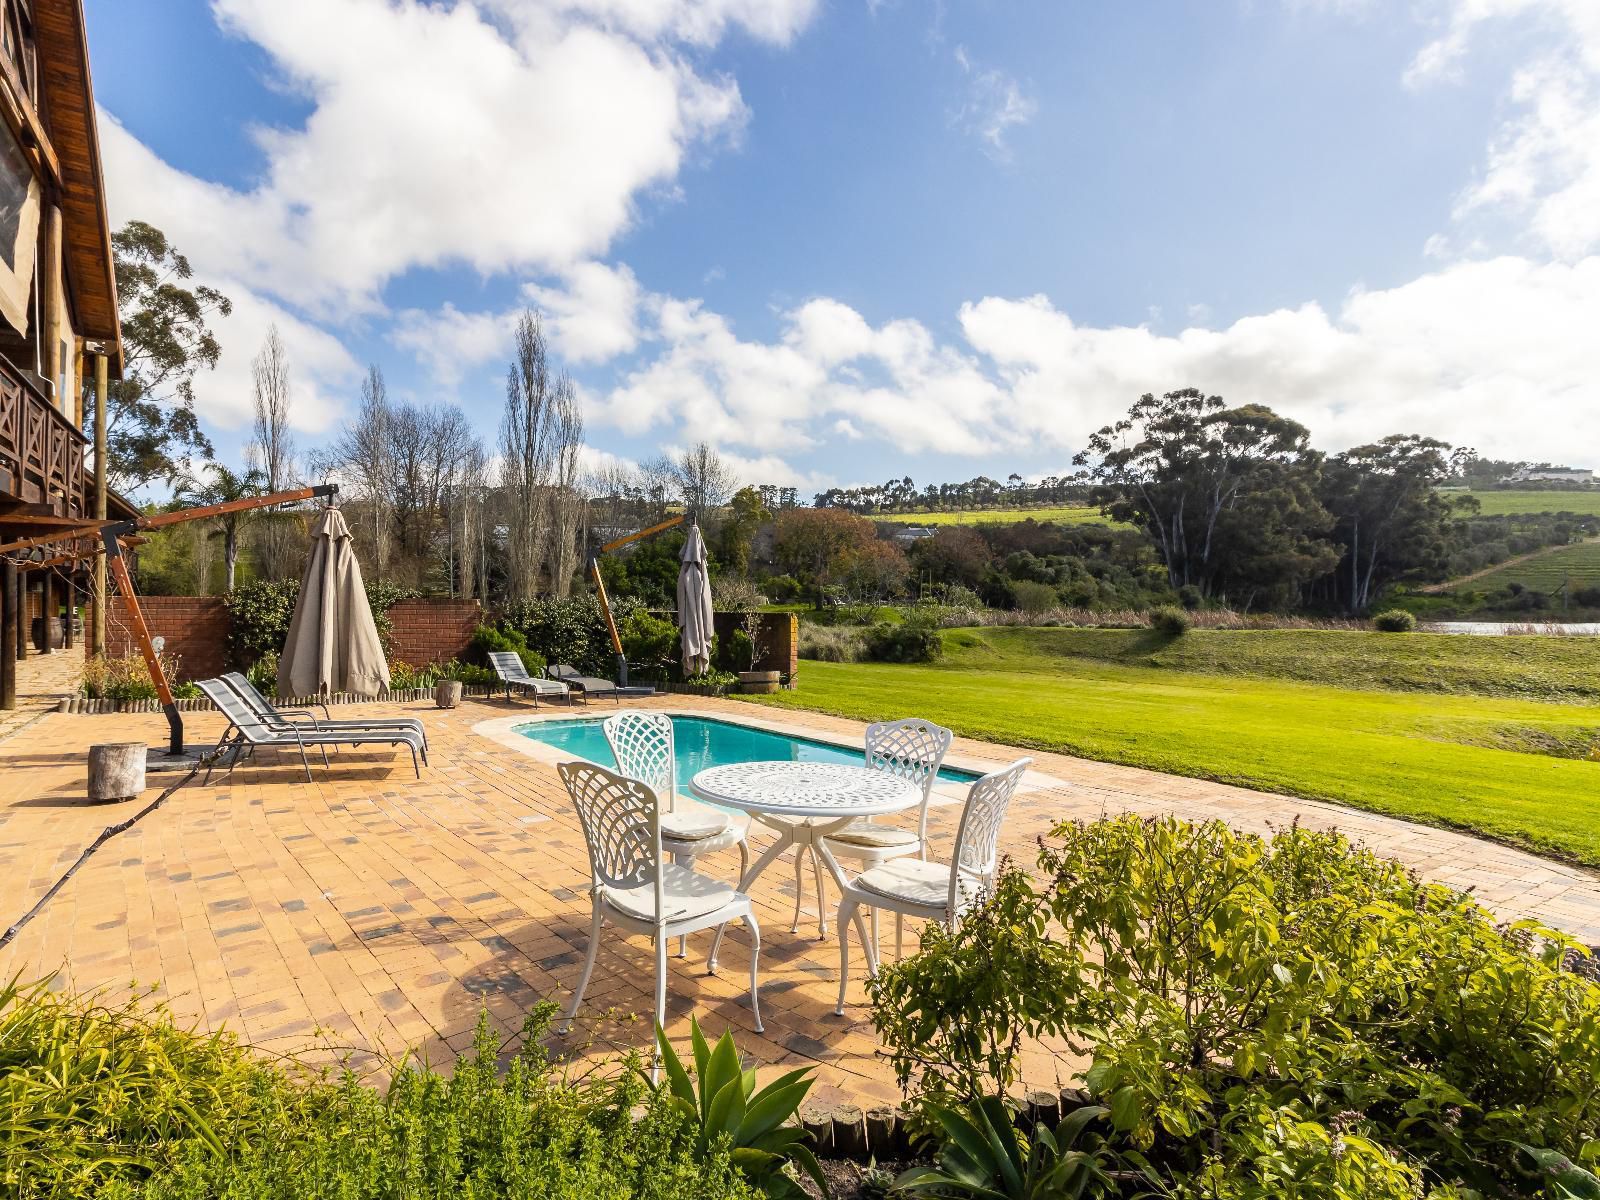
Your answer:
[865,718,954,800]
[948,758,1031,913]
[558,760,664,920]
[490,651,530,681]
[198,677,271,737]
[603,710,676,812]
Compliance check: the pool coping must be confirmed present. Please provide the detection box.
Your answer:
[472,704,1066,805]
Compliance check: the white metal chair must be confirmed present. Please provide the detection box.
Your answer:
[790,718,953,942]
[833,757,1031,1015]
[557,761,763,1067]
[603,710,751,956]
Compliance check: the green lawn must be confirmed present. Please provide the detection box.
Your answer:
[1455,489,1600,517]
[871,505,1114,526]
[1459,540,1600,592]
[741,627,1600,866]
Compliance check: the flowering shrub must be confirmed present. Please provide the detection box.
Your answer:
[871,816,1600,1198]
[80,652,186,702]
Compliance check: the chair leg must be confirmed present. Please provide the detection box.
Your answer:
[811,846,829,938]
[895,911,905,960]
[561,903,603,1035]
[835,897,856,1015]
[855,906,879,979]
[745,912,763,1032]
[870,907,879,953]
[737,837,749,879]
[652,932,668,1083]
[298,743,313,782]
[410,745,420,778]
[790,845,807,934]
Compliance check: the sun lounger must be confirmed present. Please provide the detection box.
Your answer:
[197,678,425,782]
[489,652,572,705]
[221,672,428,751]
[547,663,620,704]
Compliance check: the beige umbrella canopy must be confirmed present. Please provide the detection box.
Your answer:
[278,507,390,698]
[677,523,715,676]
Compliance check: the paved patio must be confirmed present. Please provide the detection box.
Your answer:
[3,688,1600,1107]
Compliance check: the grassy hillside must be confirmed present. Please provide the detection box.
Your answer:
[742,626,1600,865]
[1458,490,1600,517]
[944,625,1600,703]
[872,505,1112,526]
[1458,540,1600,593]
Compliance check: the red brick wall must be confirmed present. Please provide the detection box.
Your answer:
[384,599,483,668]
[90,596,484,680]
[98,596,230,680]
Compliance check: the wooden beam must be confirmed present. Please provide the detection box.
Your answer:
[598,514,684,555]
[590,559,625,658]
[0,560,14,710]
[0,521,107,555]
[93,351,106,655]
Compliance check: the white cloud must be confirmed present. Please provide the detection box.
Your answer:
[951,45,1036,160]
[389,302,516,389]
[525,260,644,364]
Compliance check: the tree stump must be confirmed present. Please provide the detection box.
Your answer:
[88,743,146,803]
[866,1106,899,1155]
[831,1104,868,1158]
[800,1104,835,1154]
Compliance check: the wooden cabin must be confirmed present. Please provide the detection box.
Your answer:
[0,0,125,705]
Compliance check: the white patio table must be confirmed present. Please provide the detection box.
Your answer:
[691,760,921,957]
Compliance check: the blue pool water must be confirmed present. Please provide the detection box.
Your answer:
[517,715,980,792]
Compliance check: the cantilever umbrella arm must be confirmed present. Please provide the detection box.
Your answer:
[91,483,339,757]
[589,513,685,686]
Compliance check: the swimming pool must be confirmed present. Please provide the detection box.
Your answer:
[516,714,980,792]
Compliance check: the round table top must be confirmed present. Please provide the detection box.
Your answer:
[690,761,922,819]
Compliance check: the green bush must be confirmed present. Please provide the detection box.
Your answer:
[1373,608,1418,632]
[863,618,942,663]
[1148,604,1193,636]
[500,596,615,675]
[620,609,679,677]
[798,623,865,662]
[245,651,279,697]
[764,574,803,603]
[715,628,755,673]
[2,978,765,1200]
[223,579,300,667]
[1010,579,1060,615]
[80,652,185,702]
[871,816,1600,1198]
[1177,584,1204,610]
[466,624,546,675]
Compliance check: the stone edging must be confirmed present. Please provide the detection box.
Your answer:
[57,684,500,715]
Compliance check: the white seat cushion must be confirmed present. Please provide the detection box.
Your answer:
[824,819,919,851]
[855,858,979,910]
[601,863,738,923]
[659,797,734,841]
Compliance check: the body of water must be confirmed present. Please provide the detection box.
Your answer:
[517,714,980,791]
[1424,622,1600,637]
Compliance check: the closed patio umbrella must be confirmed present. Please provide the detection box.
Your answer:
[278,506,390,698]
[677,523,715,676]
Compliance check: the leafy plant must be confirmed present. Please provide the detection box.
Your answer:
[1372,608,1418,632]
[500,596,616,675]
[2,976,758,1200]
[466,623,545,675]
[80,652,186,702]
[223,578,299,667]
[649,1017,827,1199]
[874,816,1600,1197]
[863,617,942,663]
[895,1098,1122,1200]
[245,650,279,697]
[1148,605,1193,636]
[620,608,679,676]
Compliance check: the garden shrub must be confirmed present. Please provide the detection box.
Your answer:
[1010,579,1060,614]
[619,608,679,678]
[500,596,615,674]
[1148,604,1194,636]
[763,573,802,603]
[80,652,186,702]
[871,815,1600,1198]
[2,978,765,1200]
[467,624,546,675]
[863,616,942,663]
[1373,608,1418,632]
[224,579,300,667]
[714,627,755,673]
[797,623,865,662]
[1177,584,1204,610]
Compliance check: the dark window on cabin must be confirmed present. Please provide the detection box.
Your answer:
[0,123,28,255]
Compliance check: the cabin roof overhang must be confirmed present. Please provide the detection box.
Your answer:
[31,0,122,374]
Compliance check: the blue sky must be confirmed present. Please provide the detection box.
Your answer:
[85,0,1600,494]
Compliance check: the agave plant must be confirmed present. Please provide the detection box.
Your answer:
[895,1097,1119,1200]
[649,1017,828,1198]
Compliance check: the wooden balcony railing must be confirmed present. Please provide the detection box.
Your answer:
[0,355,86,519]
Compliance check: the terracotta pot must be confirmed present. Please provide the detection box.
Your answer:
[434,680,463,709]
[738,670,782,694]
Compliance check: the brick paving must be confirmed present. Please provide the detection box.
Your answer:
[2,691,1599,1107]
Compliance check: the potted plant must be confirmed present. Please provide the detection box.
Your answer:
[735,612,781,694]
[433,661,464,709]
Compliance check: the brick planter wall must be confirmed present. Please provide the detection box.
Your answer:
[98,596,230,680]
[89,596,484,681]
[384,599,483,667]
